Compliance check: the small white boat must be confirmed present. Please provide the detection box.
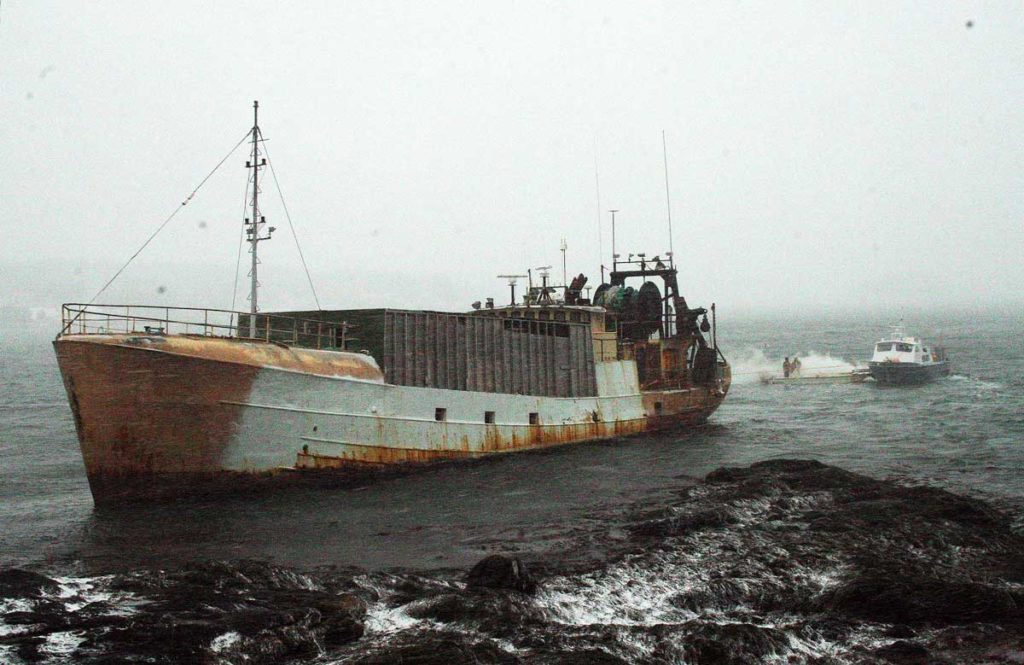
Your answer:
[867,325,950,385]
[760,369,870,385]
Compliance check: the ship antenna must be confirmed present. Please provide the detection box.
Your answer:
[560,238,568,286]
[662,130,675,258]
[497,274,528,305]
[246,100,275,337]
[609,209,619,270]
[594,140,604,282]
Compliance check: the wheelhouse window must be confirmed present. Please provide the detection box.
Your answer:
[876,343,894,352]
[484,411,495,424]
[435,408,447,422]
[896,343,913,352]
[528,412,539,425]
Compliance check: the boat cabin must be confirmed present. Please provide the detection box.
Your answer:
[871,337,939,365]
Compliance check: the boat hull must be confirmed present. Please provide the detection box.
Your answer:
[868,360,950,385]
[55,335,730,503]
[761,369,870,386]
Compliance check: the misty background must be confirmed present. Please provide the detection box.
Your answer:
[2,1,1022,321]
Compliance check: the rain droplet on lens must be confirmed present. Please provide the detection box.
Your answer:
[157,285,167,294]
[198,220,208,229]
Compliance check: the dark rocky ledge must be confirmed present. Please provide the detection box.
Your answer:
[1,460,1021,664]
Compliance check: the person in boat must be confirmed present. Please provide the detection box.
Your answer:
[783,357,791,378]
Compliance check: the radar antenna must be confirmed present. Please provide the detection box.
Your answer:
[536,266,554,305]
[497,274,528,305]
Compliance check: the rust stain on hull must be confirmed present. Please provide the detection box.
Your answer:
[54,338,257,482]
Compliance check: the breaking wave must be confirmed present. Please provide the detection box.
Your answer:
[729,347,860,385]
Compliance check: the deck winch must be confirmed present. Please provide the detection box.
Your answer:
[593,280,663,341]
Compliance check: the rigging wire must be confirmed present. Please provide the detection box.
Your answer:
[594,136,603,280]
[662,130,674,258]
[83,130,252,308]
[261,136,322,311]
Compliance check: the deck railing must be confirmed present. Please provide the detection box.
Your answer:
[59,304,347,350]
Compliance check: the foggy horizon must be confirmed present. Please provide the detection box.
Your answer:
[3,2,1022,317]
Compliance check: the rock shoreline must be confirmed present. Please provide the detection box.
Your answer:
[2,460,1021,664]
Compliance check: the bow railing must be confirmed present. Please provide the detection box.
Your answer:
[59,304,347,350]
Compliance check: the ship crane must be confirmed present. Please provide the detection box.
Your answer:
[496,274,528,306]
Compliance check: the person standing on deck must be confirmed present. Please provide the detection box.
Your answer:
[783,357,791,378]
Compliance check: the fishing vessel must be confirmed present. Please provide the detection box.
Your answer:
[867,326,950,385]
[53,103,730,504]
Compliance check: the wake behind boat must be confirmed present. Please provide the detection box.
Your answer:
[867,325,950,385]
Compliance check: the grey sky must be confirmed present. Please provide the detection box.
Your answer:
[2,1,1022,314]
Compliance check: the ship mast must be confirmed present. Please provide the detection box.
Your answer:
[245,100,274,337]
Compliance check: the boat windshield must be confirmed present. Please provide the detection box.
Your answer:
[876,342,913,352]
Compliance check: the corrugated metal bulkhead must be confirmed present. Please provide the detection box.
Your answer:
[383,310,597,397]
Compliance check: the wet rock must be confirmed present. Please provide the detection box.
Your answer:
[467,554,536,594]
[349,632,519,664]
[653,621,790,664]
[314,595,366,646]
[406,592,472,622]
[10,461,1024,664]
[388,574,453,605]
[873,640,930,664]
[669,577,751,613]
[0,569,60,598]
[539,649,631,664]
[883,624,917,639]
[404,586,543,640]
[818,568,1018,624]
[628,507,737,541]
[10,635,47,664]
[32,561,368,664]
[793,617,856,644]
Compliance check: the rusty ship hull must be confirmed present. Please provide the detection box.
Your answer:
[53,106,732,504]
[55,330,729,504]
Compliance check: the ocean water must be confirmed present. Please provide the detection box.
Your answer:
[1,308,1020,575]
